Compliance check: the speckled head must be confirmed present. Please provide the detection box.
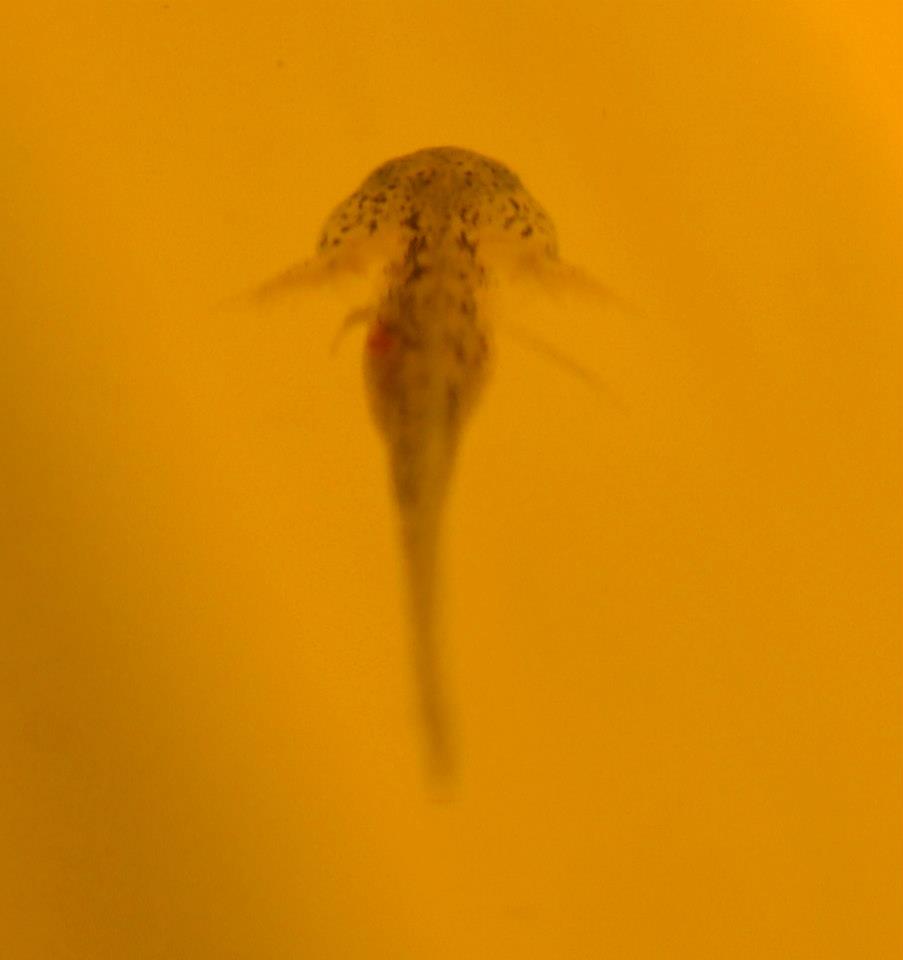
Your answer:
[316,146,560,274]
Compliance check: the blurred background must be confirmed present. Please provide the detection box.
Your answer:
[2,2,900,957]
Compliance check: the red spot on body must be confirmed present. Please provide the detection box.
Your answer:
[367,323,396,356]
[365,322,402,416]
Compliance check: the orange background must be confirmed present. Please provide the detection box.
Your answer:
[2,2,901,957]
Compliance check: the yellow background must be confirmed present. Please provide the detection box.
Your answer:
[2,2,900,957]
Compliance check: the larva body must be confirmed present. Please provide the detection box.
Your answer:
[256,147,571,779]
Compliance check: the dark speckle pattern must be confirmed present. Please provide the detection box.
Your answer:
[315,146,558,263]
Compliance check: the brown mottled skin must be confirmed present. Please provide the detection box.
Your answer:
[256,147,566,781]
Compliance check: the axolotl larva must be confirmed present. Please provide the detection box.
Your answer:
[254,146,600,782]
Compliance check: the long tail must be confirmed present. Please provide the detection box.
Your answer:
[397,462,454,785]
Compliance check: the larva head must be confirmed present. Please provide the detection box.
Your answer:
[248,147,571,307]
[315,147,560,275]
